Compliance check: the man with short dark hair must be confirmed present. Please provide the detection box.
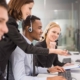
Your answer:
[0,0,8,40]
[10,15,66,80]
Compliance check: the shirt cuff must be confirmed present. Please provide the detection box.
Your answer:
[37,67,48,74]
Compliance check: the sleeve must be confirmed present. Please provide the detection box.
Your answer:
[7,17,49,55]
[35,42,42,47]
[10,47,47,80]
[53,41,65,66]
[53,55,65,66]
[36,67,48,74]
[36,41,65,67]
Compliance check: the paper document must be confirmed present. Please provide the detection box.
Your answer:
[63,64,80,70]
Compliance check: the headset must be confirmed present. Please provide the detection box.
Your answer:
[28,16,33,32]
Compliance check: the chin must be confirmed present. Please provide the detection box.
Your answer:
[35,38,39,41]
[50,39,56,42]
[23,16,28,20]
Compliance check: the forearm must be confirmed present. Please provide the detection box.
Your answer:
[54,62,65,66]
[49,49,57,54]
[53,55,65,66]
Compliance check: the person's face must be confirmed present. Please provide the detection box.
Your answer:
[30,20,43,41]
[46,27,61,42]
[0,6,8,40]
[21,2,34,20]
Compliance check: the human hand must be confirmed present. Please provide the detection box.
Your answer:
[48,66,65,73]
[47,76,66,80]
[54,49,69,56]
[49,42,56,49]
[49,48,70,56]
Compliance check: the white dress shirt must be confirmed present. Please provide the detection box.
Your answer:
[10,34,48,80]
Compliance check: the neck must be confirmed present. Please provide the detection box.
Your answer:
[23,31,33,42]
[46,37,50,48]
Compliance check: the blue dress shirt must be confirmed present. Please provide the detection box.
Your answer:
[10,34,48,80]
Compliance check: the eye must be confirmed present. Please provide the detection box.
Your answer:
[52,31,56,33]
[57,33,60,35]
[0,20,3,23]
[29,7,32,10]
[39,26,42,29]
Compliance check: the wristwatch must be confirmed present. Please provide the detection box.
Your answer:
[47,69,50,73]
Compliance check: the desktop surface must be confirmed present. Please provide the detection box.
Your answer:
[37,51,80,80]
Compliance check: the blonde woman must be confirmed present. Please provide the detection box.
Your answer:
[35,22,71,68]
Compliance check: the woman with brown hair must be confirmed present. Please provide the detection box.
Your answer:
[0,0,67,80]
[35,22,71,67]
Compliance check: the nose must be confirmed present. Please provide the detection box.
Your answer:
[54,33,58,39]
[3,24,8,33]
[41,29,43,34]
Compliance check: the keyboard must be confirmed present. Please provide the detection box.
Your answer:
[63,58,71,63]
[58,58,72,80]
[58,69,72,80]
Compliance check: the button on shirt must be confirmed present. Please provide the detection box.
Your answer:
[10,34,48,80]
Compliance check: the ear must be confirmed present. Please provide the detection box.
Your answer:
[25,26,29,30]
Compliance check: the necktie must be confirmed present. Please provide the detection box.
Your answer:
[31,43,35,76]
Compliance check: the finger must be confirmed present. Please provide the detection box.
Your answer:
[58,76,66,80]
[56,66,65,72]
[57,66,65,72]
[62,51,69,56]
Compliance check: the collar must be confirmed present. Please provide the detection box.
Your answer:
[41,40,47,48]
[21,34,32,44]
[41,40,58,48]
[17,20,23,25]
[17,20,21,25]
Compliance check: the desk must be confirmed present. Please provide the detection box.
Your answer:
[37,51,80,80]
[58,51,80,63]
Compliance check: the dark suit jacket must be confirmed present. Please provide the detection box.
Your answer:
[35,40,65,68]
[0,17,49,80]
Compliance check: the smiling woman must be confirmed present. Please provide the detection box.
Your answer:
[35,22,67,68]
[42,22,61,42]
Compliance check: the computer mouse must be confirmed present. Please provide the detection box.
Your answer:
[73,53,80,55]
[75,59,80,62]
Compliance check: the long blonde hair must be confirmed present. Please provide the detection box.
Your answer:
[41,22,61,41]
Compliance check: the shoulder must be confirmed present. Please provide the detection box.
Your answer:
[35,41,42,47]
[7,16,18,28]
[12,46,25,57]
[35,40,46,47]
